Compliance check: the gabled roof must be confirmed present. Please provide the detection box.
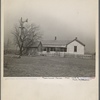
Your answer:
[30,41,42,47]
[23,37,85,48]
[66,38,85,46]
[24,40,42,48]
[41,37,85,47]
[41,40,70,47]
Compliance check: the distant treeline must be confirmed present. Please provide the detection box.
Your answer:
[4,49,19,55]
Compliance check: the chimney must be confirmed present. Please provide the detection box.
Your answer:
[55,36,57,40]
[75,37,77,40]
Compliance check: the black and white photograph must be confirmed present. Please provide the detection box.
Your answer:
[3,0,97,77]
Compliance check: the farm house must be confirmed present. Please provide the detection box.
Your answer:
[23,37,85,56]
[42,37,85,55]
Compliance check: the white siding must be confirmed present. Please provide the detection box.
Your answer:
[67,40,85,55]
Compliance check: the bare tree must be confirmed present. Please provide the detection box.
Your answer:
[12,18,42,57]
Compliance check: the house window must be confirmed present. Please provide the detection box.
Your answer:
[64,48,67,52]
[56,48,60,52]
[54,48,55,51]
[74,46,77,52]
[51,47,54,51]
[60,48,63,52]
[60,48,66,52]
[47,47,50,52]
[43,47,46,51]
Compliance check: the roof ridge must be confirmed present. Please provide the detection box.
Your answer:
[42,38,85,46]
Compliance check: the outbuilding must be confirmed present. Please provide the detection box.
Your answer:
[23,41,42,56]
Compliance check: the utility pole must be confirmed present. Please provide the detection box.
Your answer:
[19,17,28,35]
[18,17,28,57]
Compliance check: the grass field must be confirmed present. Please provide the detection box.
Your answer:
[4,55,95,77]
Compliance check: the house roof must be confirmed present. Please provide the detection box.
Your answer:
[23,37,85,48]
[41,40,70,47]
[41,37,85,47]
[30,41,41,47]
[66,38,85,46]
[24,41,41,48]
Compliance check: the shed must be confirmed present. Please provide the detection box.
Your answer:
[23,41,42,56]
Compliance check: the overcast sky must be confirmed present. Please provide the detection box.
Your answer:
[4,0,98,53]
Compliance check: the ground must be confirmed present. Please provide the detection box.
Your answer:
[4,55,95,77]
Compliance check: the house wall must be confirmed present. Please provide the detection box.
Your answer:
[67,40,85,55]
[28,48,38,56]
[28,44,42,56]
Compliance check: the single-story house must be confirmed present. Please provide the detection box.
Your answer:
[41,37,85,55]
[23,37,85,55]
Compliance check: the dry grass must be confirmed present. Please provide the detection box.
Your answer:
[4,55,95,77]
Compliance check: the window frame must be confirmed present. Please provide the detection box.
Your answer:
[74,46,77,52]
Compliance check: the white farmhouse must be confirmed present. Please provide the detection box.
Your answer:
[42,37,85,55]
[67,37,85,55]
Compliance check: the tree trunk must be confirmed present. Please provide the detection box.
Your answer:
[19,46,23,58]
